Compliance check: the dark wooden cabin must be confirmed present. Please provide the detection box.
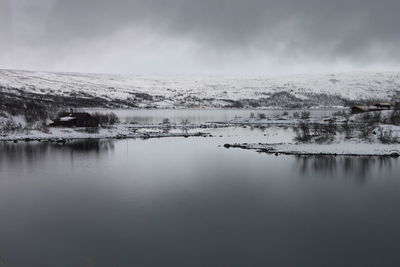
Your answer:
[351,105,369,114]
[351,103,392,114]
[50,111,99,127]
[374,103,391,110]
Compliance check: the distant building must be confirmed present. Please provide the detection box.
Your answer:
[351,103,392,114]
[50,110,99,127]
[395,102,400,110]
[351,105,369,114]
[374,103,391,110]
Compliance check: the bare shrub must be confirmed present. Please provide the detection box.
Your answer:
[361,112,382,125]
[379,130,397,144]
[311,121,336,143]
[389,110,400,125]
[300,111,310,120]
[258,113,266,120]
[342,119,352,139]
[371,112,381,124]
[358,124,374,140]
[92,112,119,127]
[324,119,337,141]
[294,122,312,143]
[292,112,300,119]
[23,101,49,124]
[361,112,371,122]
[1,118,23,132]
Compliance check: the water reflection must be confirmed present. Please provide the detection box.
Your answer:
[295,155,398,184]
[0,140,114,168]
[60,139,115,153]
[1,129,400,266]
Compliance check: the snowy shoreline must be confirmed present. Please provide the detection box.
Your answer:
[224,142,400,157]
[0,124,211,142]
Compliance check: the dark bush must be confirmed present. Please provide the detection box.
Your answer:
[24,101,49,124]
[258,113,266,119]
[311,121,336,143]
[379,130,397,144]
[361,111,382,125]
[92,112,120,127]
[300,111,310,120]
[342,119,352,139]
[1,118,23,132]
[358,124,374,140]
[389,110,400,125]
[294,122,312,142]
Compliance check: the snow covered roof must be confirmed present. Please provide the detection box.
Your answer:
[375,102,391,106]
[352,105,369,111]
[59,116,76,121]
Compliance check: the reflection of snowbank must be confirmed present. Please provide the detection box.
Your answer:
[224,142,400,157]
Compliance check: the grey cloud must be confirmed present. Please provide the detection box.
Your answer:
[43,0,400,59]
[4,0,400,73]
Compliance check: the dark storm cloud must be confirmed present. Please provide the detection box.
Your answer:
[43,0,400,61]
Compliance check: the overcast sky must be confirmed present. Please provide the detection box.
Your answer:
[1,0,400,75]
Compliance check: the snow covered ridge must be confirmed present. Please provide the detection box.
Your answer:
[1,69,400,109]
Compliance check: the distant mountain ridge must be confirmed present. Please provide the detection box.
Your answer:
[1,69,399,109]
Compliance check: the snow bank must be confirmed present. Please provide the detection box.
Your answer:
[0,124,209,142]
[224,142,400,157]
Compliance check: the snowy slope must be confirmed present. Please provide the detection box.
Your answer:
[1,69,400,108]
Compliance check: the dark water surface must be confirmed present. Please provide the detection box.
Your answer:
[1,127,400,266]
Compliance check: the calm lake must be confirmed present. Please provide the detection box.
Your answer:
[1,110,400,267]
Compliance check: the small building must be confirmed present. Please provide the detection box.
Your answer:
[50,110,99,127]
[394,102,400,110]
[351,105,369,114]
[351,103,392,114]
[374,103,391,110]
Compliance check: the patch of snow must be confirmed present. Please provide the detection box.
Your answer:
[226,142,400,156]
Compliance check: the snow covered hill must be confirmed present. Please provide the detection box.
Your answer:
[1,69,400,109]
